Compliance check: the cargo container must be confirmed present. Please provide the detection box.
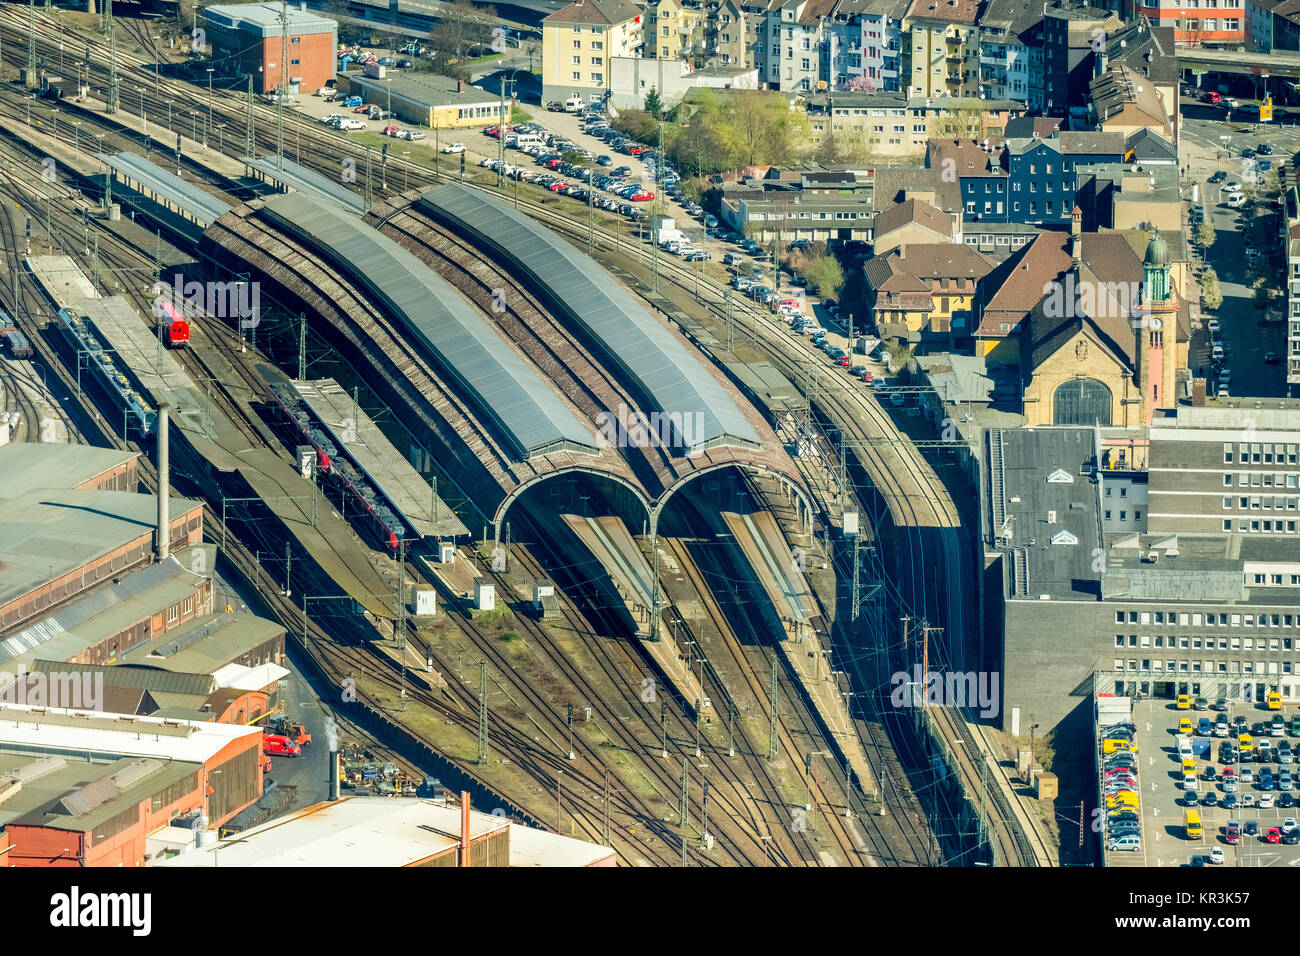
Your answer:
[2,329,31,359]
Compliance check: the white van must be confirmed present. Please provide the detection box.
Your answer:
[1178,737,1194,758]
[564,95,585,112]
[1108,834,1142,852]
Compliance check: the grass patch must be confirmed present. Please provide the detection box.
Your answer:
[472,606,514,627]
[500,630,520,643]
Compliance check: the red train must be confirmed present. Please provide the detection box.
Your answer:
[158,300,191,348]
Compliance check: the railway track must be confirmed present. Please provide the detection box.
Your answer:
[0,9,1050,863]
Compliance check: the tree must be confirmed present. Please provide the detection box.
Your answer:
[804,253,845,300]
[814,132,844,166]
[1200,266,1222,311]
[1253,275,1270,309]
[842,74,878,93]
[1196,217,1216,253]
[426,0,496,78]
[644,87,664,120]
[932,106,986,142]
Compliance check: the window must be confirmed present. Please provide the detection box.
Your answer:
[592,41,603,50]
[167,605,179,623]
[573,39,581,48]
[572,71,581,80]
[182,597,193,615]
[573,55,581,64]
[591,56,602,64]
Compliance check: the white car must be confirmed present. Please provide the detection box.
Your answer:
[1259,793,1275,808]
[1283,816,1297,831]
[441,142,466,154]
[1227,193,1247,208]
[1206,319,1220,334]
[1208,847,1225,864]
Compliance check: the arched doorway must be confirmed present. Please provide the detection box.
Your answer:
[1054,378,1112,426]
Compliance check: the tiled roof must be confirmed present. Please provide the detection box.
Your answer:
[873,167,962,214]
[872,198,954,240]
[906,0,979,23]
[927,139,1006,177]
[544,0,642,25]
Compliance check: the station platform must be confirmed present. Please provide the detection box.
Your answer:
[721,509,876,792]
[290,378,467,540]
[24,255,98,308]
[722,510,816,636]
[563,513,707,712]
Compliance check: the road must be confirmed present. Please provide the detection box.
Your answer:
[1179,116,1289,398]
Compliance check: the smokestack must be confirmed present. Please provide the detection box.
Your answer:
[156,404,170,561]
[459,791,471,867]
[329,747,340,801]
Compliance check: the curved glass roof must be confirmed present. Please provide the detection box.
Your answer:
[261,194,598,460]
[421,184,761,454]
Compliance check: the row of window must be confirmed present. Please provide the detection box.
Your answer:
[569,72,604,83]
[1117,634,1298,649]
[1116,610,1300,627]
[1224,443,1300,463]
[1223,519,1298,532]
[1223,472,1300,487]
[1104,509,1142,521]
[1224,495,1300,511]
[571,40,604,49]
[1113,659,1294,674]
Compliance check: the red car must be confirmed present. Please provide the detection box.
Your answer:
[1268,827,1283,843]
[839,355,851,367]
[263,734,301,758]
[548,181,570,191]
[1225,823,1241,844]
[1205,91,1221,104]
[628,145,650,155]
[354,104,374,113]
[630,190,655,201]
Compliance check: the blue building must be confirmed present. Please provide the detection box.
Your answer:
[926,139,1009,223]
[1004,131,1124,225]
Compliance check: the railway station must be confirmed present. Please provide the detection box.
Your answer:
[0,0,1080,873]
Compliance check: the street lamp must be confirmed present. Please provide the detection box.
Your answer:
[137,87,146,132]
[71,120,80,154]
[165,99,173,131]
[206,67,214,138]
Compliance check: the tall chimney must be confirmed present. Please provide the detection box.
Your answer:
[156,404,170,562]
[329,747,340,801]
[459,790,472,867]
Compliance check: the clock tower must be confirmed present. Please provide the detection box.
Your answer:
[1138,230,1178,423]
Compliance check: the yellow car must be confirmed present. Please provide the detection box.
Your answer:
[1182,757,1196,776]
[1176,694,1192,710]
[1239,733,1253,755]
[1267,692,1282,711]
[1179,717,1194,735]
[1107,791,1140,810]
[1103,739,1138,755]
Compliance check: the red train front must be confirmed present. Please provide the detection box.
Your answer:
[159,301,190,348]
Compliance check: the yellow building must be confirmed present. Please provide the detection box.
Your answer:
[864,242,994,349]
[645,0,707,62]
[542,0,644,106]
[1018,228,1188,427]
[904,0,980,98]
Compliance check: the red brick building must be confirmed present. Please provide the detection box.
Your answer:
[201,2,338,95]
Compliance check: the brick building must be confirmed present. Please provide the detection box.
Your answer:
[201,2,338,95]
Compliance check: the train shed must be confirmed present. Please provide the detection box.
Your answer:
[245,156,368,215]
[99,152,233,236]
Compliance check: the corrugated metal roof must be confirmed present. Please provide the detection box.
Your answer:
[0,554,204,667]
[100,152,232,227]
[261,193,599,459]
[30,660,216,697]
[247,157,367,215]
[421,185,761,454]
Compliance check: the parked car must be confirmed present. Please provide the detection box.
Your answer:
[441,142,466,153]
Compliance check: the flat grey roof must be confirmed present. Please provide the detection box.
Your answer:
[117,612,282,675]
[260,194,599,459]
[0,444,138,497]
[100,152,232,227]
[421,184,762,454]
[201,2,337,35]
[346,72,503,109]
[246,157,367,215]
[0,490,202,613]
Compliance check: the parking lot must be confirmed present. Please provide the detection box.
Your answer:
[1104,695,1300,867]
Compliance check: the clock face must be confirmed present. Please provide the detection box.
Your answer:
[1149,317,1163,331]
